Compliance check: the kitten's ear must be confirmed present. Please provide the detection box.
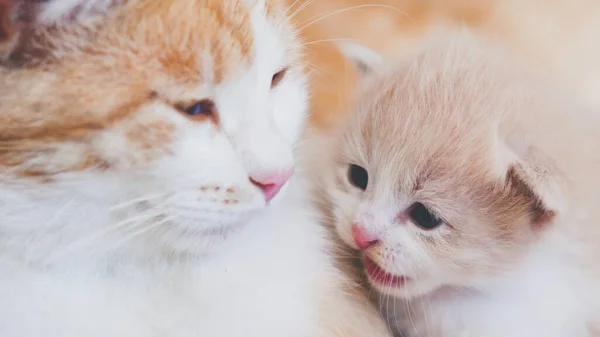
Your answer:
[2,0,125,67]
[336,41,388,77]
[495,135,564,231]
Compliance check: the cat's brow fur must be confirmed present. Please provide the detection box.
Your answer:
[323,31,600,336]
[0,0,298,175]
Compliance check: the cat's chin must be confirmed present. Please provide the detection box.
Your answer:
[157,220,254,256]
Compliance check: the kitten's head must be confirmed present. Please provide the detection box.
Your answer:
[0,0,307,255]
[327,33,563,298]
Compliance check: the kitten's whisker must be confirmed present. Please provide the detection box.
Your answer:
[423,293,433,337]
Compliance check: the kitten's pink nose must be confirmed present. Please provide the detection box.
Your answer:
[249,167,294,202]
[352,224,380,250]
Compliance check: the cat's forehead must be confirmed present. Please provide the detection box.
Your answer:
[112,0,294,84]
[14,0,296,86]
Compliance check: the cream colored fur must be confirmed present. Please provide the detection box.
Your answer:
[320,31,600,336]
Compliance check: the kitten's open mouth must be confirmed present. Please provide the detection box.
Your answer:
[363,256,411,288]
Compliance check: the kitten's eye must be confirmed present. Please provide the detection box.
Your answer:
[409,202,443,230]
[177,99,217,121]
[348,164,369,190]
[271,67,288,89]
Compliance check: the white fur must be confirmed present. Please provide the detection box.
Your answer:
[380,237,593,337]
[0,176,332,337]
[37,0,121,25]
[0,3,336,337]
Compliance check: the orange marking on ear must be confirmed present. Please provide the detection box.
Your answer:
[503,165,555,230]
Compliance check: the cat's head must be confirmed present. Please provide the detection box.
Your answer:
[0,0,307,255]
[327,33,563,298]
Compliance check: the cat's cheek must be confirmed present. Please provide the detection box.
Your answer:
[150,126,257,195]
[270,77,308,145]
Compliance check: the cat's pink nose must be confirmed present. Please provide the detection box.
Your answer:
[352,224,380,250]
[249,168,294,202]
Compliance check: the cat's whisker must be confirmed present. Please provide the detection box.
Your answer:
[44,209,168,263]
[109,213,182,251]
[286,0,316,20]
[110,193,166,211]
[296,4,406,32]
[300,37,358,47]
[304,65,334,84]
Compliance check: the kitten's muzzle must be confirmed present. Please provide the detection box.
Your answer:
[363,256,412,288]
[352,224,380,250]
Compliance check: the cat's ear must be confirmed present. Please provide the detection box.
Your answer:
[0,0,13,42]
[494,133,564,231]
[336,41,388,77]
[2,0,125,67]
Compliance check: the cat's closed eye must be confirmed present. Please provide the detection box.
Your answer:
[271,67,288,89]
[409,202,443,230]
[348,164,369,190]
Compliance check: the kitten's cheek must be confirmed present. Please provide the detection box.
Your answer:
[335,221,357,249]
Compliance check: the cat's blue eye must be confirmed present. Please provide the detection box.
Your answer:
[348,164,368,190]
[409,202,443,230]
[184,99,215,117]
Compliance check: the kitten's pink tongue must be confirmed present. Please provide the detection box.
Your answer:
[363,257,410,287]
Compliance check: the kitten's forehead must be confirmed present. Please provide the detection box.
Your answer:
[342,37,517,193]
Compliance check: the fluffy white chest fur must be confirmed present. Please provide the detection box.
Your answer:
[0,178,330,337]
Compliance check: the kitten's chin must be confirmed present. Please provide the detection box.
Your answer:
[372,281,440,300]
[363,256,441,299]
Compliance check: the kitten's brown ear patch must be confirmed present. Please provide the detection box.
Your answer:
[505,165,556,230]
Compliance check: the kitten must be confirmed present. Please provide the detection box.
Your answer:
[0,0,392,336]
[319,31,600,337]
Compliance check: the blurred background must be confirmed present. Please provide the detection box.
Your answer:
[2,0,600,131]
[294,0,600,130]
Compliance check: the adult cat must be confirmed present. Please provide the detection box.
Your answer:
[0,1,392,336]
